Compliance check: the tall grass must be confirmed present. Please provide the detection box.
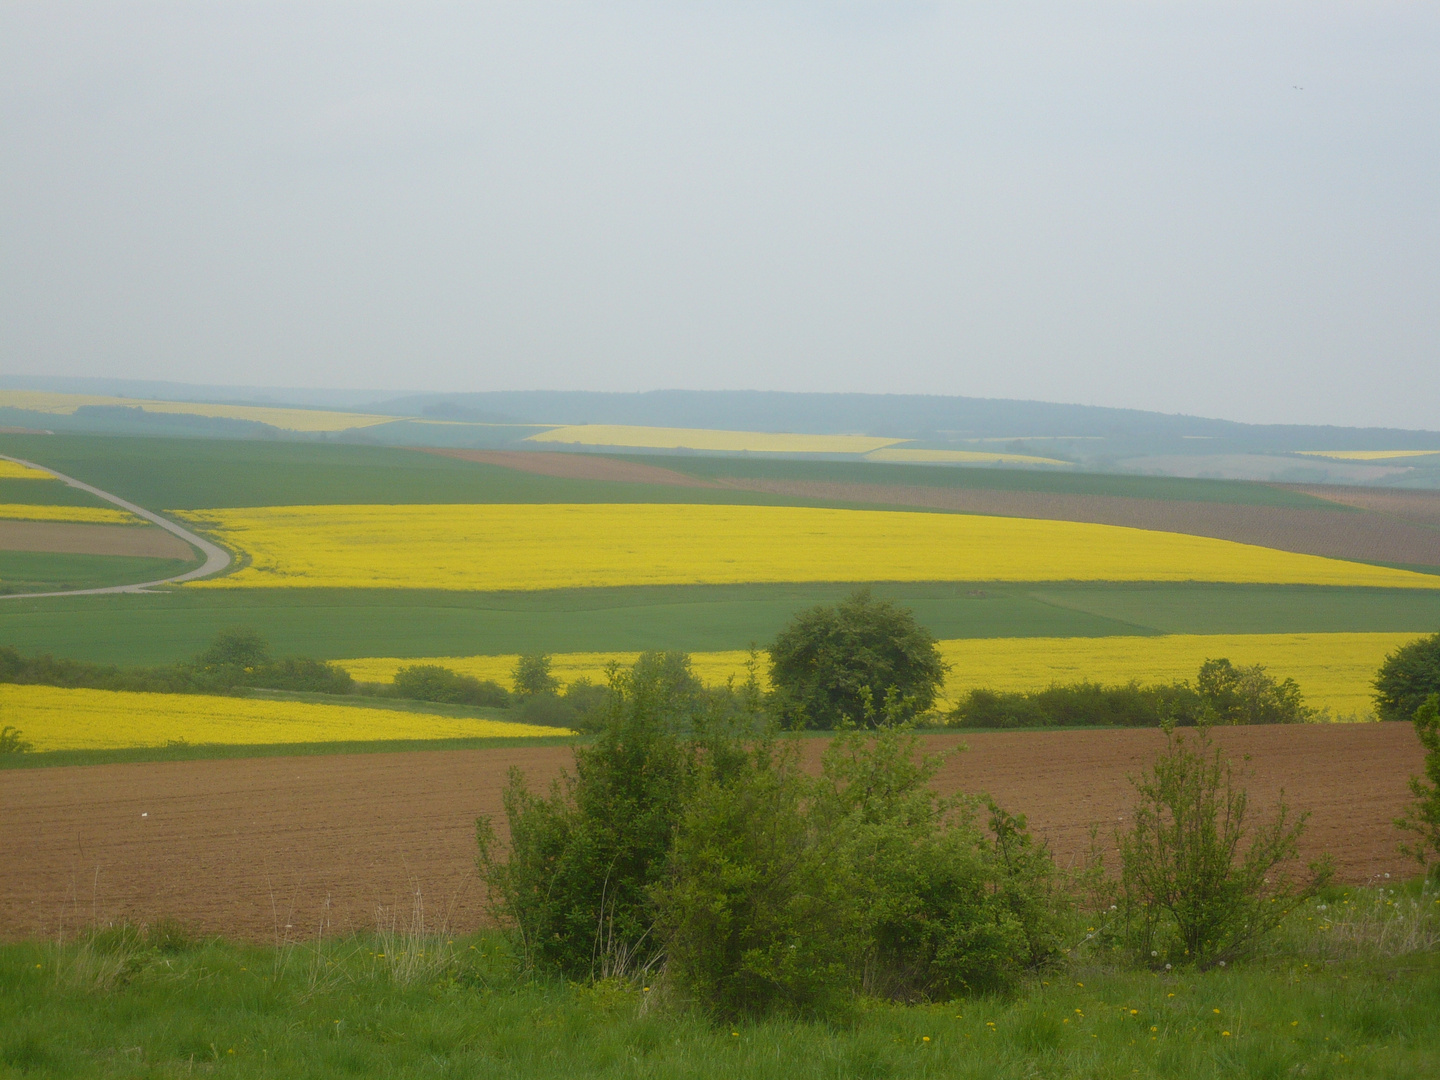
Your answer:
[4,889,1440,1078]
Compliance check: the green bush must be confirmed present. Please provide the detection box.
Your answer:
[193,630,355,694]
[512,653,560,698]
[1195,658,1311,724]
[950,681,1204,729]
[656,720,1066,1018]
[477,653,713,979]
[656,734,857,1019]
[392,664,510,707]
[768,590,946,729]
[1116,726,1329,968]
[1374,631,1440,722]
[1397,693,1440,874]
[0,724,32,754]
[949,660,1311,729]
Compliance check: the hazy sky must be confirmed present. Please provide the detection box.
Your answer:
[2,2,1436,427]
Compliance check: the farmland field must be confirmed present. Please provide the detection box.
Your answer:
[180,502,1439,591]
[0,389,401,432]
[0,503,138,524]
[0,551,197,594]
[0,683,572,751]
[4,581,1440,667]
[0,431,1437,731]
[338,631,1419,717]
[525,423,905,453]
[865,446,1071,466]
[0,723,1420,941]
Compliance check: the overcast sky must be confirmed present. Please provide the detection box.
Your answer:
[2,2,1436,427]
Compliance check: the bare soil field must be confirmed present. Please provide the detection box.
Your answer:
[1,724,1422,943]
[421,448,716,487]
[0,521,195,559]
[722,479,1440,568]
[1283,484,1440,532]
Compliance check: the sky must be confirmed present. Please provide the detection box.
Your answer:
[1,2,1436,428]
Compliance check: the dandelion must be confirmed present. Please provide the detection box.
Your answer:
[922,1037,930,1043]
[1221,1031,1231,1038]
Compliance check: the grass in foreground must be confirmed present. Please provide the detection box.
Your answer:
[3,909,1438,1078]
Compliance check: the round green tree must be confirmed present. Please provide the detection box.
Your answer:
[768,590,946,729]
[1374,631,1440,722]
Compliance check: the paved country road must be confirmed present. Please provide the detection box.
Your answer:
[0,453,231,598]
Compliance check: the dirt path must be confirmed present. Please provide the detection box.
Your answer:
[0,455,230,597]
[1,724,1422,942]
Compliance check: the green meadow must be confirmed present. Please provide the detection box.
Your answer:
[3,912,1437,1079]
[0,552,197,596]
[5,583,1440,667]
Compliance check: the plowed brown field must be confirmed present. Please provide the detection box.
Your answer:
[0,521,195,559]
[1,724,1423,942]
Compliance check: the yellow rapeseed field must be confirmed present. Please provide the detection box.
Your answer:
[181,503,1440,591]
[526,424,905,454]
[866,448,1071,467]
[0,503,140,525]
[340,631,1420,720]
[0,390,399,433]
[1296,450,1440,461]
[933,632,1417,718]
[0,460,55,480]
[0,684,574,751]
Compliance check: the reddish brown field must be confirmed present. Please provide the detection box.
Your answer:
[0,521,195,559]
[1283,484,1440,531]
[0,724,1423,943]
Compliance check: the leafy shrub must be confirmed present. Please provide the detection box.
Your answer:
[949,660,1311,729]
[512,653,560,698]
[193,630,354,694]
[1374,632,1440,722]
[392,665,510,707]
[0,725,32,754]
[656,734,857,1019]
[1195,658,1311,724]
[0,645,225,695]
[243,656,355,695]
[769,590,946,729]
[656,720,1066,1018]
[820,724,1064,1001]
[950,681,1203,729]
[193,629,271,672]
[477,653,711,978]
[0,634,353,697]
[1116,726,1330,968]
[1397,693,1440,875]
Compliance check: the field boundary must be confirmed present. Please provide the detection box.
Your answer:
[0,454,230,597]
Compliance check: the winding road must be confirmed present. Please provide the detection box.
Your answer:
[0,454,231,598]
